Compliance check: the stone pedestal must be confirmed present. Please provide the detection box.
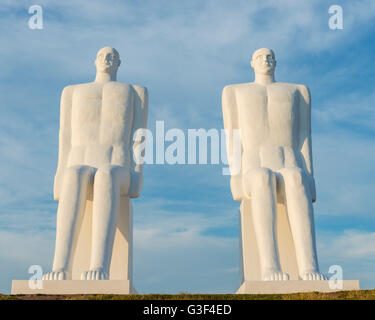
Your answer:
[71,197,133,281]
[236,280,360,294]
[11,280,136,295]
[239,200,300,282]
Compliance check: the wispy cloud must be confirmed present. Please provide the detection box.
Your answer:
[314,90,375,130]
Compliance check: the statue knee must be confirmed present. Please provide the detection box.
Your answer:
[64,166,92,185]
[94,166,131,196]
[281,168,304,188]
[94,166,126,188]
[247,168,275,190]
[94,166,115,184]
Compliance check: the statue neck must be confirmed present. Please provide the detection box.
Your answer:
[95,71,117,83]
[254,73,275,86]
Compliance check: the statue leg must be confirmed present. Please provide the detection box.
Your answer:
[43,166,94,280]
[244,168,289,281]
[278,167,326,280]
[81,166,130,280]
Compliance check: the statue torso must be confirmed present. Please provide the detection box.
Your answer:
[233,82,303,172]
[68,81,134,168]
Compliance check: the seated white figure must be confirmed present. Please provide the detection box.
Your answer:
[43,47,148,283]
[222,48,326,283]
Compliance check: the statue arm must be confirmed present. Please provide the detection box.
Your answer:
[54,85,73,201]
[128,85,149,198]
[298,85,316,202]
[222,85,244,201]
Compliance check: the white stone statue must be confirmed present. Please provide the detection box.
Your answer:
[222,48,326,283]
[43,47,148,282]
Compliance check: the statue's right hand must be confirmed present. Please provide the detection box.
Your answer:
[54,172,63,201]
[230,174,244,201]
[307,173,316,203]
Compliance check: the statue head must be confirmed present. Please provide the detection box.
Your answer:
[95,47,121,74]
[250,48,276,75]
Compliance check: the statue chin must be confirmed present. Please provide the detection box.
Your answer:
[97,66,117,74]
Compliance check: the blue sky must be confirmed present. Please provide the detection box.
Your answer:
[0,0,374,293]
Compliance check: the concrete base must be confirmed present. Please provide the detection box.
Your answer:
[236,280,360,294]
[11,280,137,295]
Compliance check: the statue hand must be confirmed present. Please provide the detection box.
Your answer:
[128,171,143,198]
[231,174,244,201]
[54,171,63,201]
[307,173,316,203]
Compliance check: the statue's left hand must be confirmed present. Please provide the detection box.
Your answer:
[54,171,63,201]
[307,174,316,203]
[128,171,143,198]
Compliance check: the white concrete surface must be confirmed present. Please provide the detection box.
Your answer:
[11,280,136,295]
[236,280,360,294]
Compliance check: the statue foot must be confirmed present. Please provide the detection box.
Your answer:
[299,270,327,281]
[81,268,108,280]
[42,270,69,280]
[262,269,289,281]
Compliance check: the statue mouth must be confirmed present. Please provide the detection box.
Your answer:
[100,63,113,69]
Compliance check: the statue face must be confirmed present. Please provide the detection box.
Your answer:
[251,48,276,75]
[95,47,121,74]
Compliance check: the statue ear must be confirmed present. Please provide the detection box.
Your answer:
[250,60,254,68]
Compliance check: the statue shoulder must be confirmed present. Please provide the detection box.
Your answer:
[222,83,253,104]
[295,84,311,104]
[61,82,94,96]
[297,83,310,95]
[130,83,147,91]
[106,82,148,97]
[223,82,251,94]
[222,85,236,109]
[60,84,81,107]
[131,84,148,99]
[277,82,310,93]
[274,82,311,101]
[61,84,78,96]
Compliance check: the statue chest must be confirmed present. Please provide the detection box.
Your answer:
[71,83,134,144]
[237,84,298,144]
[266,85,298,140]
